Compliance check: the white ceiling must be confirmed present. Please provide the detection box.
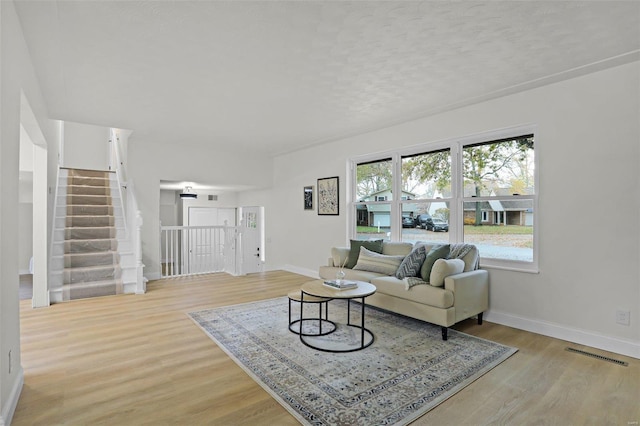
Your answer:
[14,1,640,158]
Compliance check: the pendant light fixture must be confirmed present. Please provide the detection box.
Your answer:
[179,186,197,199]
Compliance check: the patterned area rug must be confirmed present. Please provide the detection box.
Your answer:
[189,297,517,425]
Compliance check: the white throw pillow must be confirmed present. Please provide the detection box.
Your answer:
[353,247,405,276]
[429,258,465,287]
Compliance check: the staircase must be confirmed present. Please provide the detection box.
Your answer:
[50,168,137,301]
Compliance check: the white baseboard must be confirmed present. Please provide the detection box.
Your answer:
[145,272,161,281]
[281,265,319,279]
[1,367,24,426]
[485,310,640,359]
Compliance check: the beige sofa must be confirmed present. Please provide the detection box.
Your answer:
[318,242,489,340]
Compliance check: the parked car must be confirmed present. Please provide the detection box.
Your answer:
[415,214,434,230]
[431,218,449,232]
[402,214,416,228]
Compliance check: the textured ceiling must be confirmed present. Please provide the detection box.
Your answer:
[14,1,640,157]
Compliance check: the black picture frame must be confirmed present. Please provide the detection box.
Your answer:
[317,176,339,215]
[304,186,313,210]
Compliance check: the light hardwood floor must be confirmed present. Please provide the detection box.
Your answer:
[14,271,639,425]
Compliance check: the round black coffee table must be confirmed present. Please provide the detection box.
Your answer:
[287,289,335,336]
[298,280,376,353]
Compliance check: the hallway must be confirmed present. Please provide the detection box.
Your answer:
[19,275,32,300]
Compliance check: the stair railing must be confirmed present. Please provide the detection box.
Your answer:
[110,129,145,293]
[47,165,64,302]
[126,181,146,293]
[160,224,241,278]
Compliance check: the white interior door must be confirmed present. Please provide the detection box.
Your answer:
[240,206,264,274]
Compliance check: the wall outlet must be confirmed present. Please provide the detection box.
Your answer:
[615,309,631,326]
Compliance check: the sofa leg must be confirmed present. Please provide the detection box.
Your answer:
[441,326,448,341]
[477,312,483,325]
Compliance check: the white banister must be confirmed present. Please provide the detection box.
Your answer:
[111,128,145,293]
[160,225,241,278]
[135,210,145,293]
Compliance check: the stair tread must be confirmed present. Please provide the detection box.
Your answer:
[64,226,116,230]
[63,279,120,286]
[64,238,117,241]
[64,264,120,271]
[64,251,117,256]
[65,215,113,217]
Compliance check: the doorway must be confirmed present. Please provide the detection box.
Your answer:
[239,206,264,274]
[19,93,49,307]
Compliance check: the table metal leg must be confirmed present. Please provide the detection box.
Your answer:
[299,291,304,335]
[298,294,373,353]
[361,297,365,348]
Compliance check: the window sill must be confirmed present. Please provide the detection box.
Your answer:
[479,259,539,274]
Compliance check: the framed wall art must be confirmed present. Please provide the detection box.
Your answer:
[317,176,339,215]
[304,186,313,210]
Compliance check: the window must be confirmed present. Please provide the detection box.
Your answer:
[349,127,537,271]
[354,158,392,241]
[462,135,535,265]
[400,149,451,245]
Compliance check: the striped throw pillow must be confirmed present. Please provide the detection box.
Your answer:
[353,247,405,276]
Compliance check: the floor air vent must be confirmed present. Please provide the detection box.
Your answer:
[565,347,628,366]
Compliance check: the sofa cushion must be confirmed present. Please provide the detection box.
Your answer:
[429,258,465,287]
[414,242,436,253]
[404,276,429,290]
[319,266,385,283]
[371,276,454,309]
[346,239,383,269]
[353,247,404,275]
[395,245,427,279]
[382,242,414,256]
[420,244,450,281]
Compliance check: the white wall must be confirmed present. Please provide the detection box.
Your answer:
[128,140,272,279]
[179,191,239,226]
[0,1,61,423]
[159,190,179,228]
[19,124,34,274]
[239,61,640,358]
[18,202,33,274]
[63,121,111,171]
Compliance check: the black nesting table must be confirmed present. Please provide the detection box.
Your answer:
[298,280,376,353]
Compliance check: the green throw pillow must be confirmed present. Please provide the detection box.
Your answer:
[346,239,383,269]
[420,244,450,282]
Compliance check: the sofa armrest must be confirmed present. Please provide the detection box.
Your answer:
[444,269,489,322]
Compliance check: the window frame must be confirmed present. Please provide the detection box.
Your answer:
[349,125,538,273]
